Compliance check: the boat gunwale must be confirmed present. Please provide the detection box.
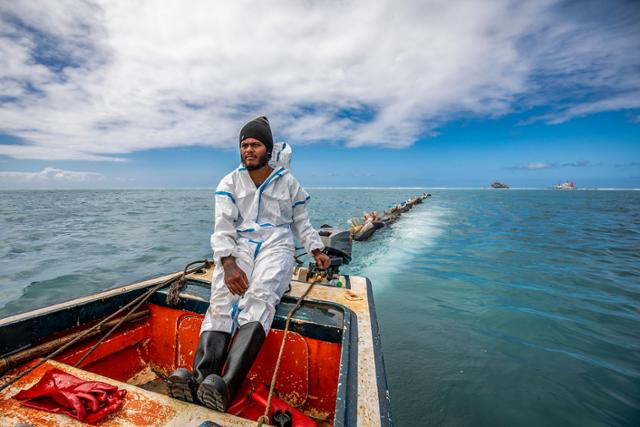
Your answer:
[365,277,393,426]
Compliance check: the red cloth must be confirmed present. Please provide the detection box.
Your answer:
[13,368,127,424]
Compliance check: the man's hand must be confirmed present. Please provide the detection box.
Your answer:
[311,249,331,270]
[221,256,249,295]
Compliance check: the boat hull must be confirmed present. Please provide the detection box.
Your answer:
[0,268,392,426]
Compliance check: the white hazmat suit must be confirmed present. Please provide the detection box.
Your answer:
[202,145,324,336]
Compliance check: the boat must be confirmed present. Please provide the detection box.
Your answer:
[0,230,392,426]
[553,181,575,190]
[490,182,509,189]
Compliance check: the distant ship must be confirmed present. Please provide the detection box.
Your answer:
[554,181,575,190]
[491,182,509,189]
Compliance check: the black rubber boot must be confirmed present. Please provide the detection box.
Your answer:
[168,330,230,403]
[197,322,266,411]
[167,368,199,403]
[192,331,232,383]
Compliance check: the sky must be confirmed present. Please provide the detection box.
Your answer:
[0,0,638,189]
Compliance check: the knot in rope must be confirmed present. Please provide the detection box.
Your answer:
[166,276,188,306]
[166,259,211,305]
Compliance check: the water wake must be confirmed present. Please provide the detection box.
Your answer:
[355,203,448,285]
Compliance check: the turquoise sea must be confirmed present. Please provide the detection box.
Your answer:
[1,189,639,426]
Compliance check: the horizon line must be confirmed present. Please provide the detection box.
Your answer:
[1,186,640,191]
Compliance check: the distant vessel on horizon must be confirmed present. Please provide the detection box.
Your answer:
[554,181,575,190]
[491,182,509,189]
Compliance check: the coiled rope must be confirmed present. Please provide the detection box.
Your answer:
[166,259,213,306]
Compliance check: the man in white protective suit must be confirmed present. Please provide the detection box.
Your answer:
[168,116,330,412]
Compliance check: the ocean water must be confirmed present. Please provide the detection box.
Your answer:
[1,189,639,426]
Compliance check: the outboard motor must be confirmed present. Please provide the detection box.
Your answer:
[318,224,352,265]
[307,224,352,283]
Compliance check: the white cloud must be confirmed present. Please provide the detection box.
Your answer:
[561,161,589,168]
[615,162,640,168]
[509,162,557,170]
[0,167,104,182]
[508,160,593,171]
[0,0,638,161]
[528,92,640,125]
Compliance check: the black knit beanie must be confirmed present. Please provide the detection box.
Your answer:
[239,116,274,154]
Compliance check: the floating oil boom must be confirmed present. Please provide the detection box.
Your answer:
[348,192,431,242]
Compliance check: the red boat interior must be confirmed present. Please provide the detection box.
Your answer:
[38,303,342,426]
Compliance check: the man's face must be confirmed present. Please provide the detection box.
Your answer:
[240,138,269,170]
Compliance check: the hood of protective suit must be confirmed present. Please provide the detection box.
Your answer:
[269,142,292,170]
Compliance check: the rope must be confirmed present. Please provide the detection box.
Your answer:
[0,260,210,393]
[166,259,212,305]
[257,279,319,427]
[76,259,211,367]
